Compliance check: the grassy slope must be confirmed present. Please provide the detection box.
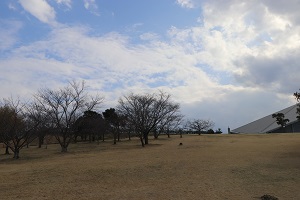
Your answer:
[1,134,300,200]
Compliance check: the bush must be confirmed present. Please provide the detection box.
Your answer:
[207,129,215,134]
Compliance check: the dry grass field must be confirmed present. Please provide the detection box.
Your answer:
[1,134,300,200]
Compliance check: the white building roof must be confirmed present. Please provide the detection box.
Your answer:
[231,104,299,133]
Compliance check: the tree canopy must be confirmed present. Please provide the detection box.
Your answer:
[34,81,104,152]
[186,119,215,135]
[272,113,289,129]
[294,91,300,120]
[117,91,182,146]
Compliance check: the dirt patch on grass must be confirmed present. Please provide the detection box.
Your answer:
[1,134,300,199]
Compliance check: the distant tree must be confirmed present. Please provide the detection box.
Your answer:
[178,128,183,138]
[294,90,300,120]
[35,111,54,148]
[186,119,215,135]
[207,129,215,134]
[34,81,104,152]
[117,91,181,147]
[0,98,41,159]
[215,128,222,134]
[123,119,135,140]
[272,113,289,131]
[102,108,125,144]
[154,113,183,139]
[75,110,106,143]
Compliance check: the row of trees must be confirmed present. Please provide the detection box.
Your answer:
[0,81,216,159]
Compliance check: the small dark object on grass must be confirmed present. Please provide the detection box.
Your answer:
[261,194,279,200]
[179,143,183,145]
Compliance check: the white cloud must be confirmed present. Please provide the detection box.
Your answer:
[83,0,100,16]
[176,0,195,9]
[0,20,22,51]
[0,57,76,99]
[19,0,56,25]
[140,32,159,41]
[1,24,225,105]
[55,0,72,9]
[171,0,300,93]
[8,3,17,11]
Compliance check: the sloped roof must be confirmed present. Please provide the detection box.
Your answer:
[232,104,299,133]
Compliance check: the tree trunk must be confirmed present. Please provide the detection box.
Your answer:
[153,128,158,139]
[144,133,149,145]
[154,131,158,139]
[5,145,10,155]
[140,136,145,147]
[13,149,20,159]
[61,146,68,152]
[113,132,117,145]
[74,135,78,143]
[128,131,131,141]
[167,129,170,138]
[38,135,44,148]
[61,141,68,152]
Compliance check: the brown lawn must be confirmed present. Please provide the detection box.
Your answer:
[1,134,300,200]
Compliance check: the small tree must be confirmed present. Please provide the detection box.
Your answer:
[272,113,289,131]
[34,81,104,152]
[294,91,300,120]
[207,129,215,134]
[215,128,222,134]
[186,119,215,135]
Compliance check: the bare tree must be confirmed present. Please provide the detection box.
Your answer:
[34,81,104,152]
[0,98,41,159]
[117,91,181,146]
[154,113,183,139]
[186,119,215,135]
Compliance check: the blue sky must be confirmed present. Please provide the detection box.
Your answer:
[1,0,300,132]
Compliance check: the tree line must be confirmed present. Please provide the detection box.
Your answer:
[0,81,217,159]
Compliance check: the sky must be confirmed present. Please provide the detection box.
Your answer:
[1,0,300,132]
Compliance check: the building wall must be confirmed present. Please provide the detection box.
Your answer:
[269,121,300,133]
